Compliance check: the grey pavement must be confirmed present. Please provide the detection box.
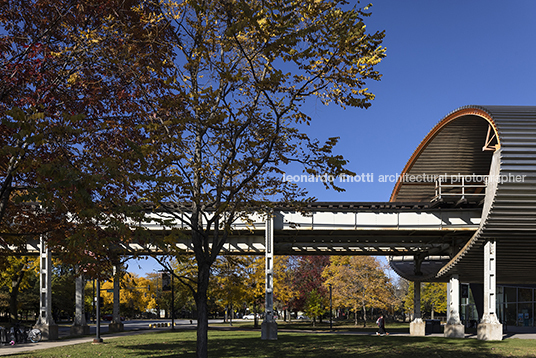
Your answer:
[1,321,536,356]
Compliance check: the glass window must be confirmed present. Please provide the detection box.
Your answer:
[519,288,533,302]
[519,303,533,327]
[504,287,517,303]
[505,303,517,326]
[497,286,504,305]
[497,303,505,324]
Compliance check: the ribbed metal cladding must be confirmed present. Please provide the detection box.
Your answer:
[392,114,495,202]
[392,106,536,284]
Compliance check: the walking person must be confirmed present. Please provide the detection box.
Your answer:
[376,314,389,336]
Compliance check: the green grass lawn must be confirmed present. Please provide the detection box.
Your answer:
[7,328,536,358]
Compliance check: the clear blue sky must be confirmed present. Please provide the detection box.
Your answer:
[128,0,536,276]
[296,0,536,202]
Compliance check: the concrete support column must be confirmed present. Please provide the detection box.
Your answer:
[70,270,89,336]
[410,281,425,336]
[109,264,124,332]
[478,240,503,340]
[445,274,464,338]
[261,214,277,340]
[35,235,58,340]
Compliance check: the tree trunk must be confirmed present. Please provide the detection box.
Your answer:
[362,304,367,327]
[9,287,19,322]
[253,301,259,329]
[195,261,210,358]
[10,271,24,322]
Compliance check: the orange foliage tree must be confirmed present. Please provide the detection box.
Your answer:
[322,256,398,326]
[0,0,171,276]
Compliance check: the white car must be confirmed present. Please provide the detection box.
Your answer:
[242,314,257,320]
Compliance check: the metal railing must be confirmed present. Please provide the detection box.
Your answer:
[433,177,486,203]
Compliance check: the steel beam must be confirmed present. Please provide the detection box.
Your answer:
[35,236,58,340]
[261,214,277,340]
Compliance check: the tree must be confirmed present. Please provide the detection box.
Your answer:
[0,1,109,244]
[127,2,385,356]
[290,256,330,314]
[212,256,248,324]
[0,0,171,278]
[51,263,76,322]
[322,256,397,326]
[270,256,297,322]
[0,257,39,322]
[33,0,173,277]
[242,255,298,325]
[304,289,327,326]
[422,283,447,319]
[4,1,385,356]
[101,273,152,318]
[242,256,265,327]
[403,282,447,319]
[393,277,410,320]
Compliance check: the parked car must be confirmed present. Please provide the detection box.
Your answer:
[101,314,125,321]
[242,314,257,320]
[297,315,309,320]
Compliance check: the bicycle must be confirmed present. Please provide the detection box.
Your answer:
[7,322,42,345]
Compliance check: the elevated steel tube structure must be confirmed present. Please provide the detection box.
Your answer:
[8,105,536,341]
[13,204,480,257]
[389,105,536,340]
[389,106,536,285]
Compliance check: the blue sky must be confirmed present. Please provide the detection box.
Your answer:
[128,0,536,276]
[294,0,536,202]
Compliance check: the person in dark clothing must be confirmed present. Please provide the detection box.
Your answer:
[376,314,389,336]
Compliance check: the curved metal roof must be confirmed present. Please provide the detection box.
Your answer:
[390,105,536,284]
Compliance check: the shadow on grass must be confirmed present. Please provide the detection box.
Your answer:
[111,330,534,358]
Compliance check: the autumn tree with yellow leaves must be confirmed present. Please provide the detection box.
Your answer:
[99,273,154,318]
[0,257,39,321]
[211,257,249,323]
[322,256,397,326]
[242,256,297,325]
[404,281,447,319]
[159,255,297,327]
[125,1,386,355]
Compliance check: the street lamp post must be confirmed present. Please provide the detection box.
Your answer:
[329,283,333,331]
[93,278,103,344]
[92,279,95,324]
[171,272,175,330]
[159,269,175,330]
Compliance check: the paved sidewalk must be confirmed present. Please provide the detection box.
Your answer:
[0,327,164,356]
